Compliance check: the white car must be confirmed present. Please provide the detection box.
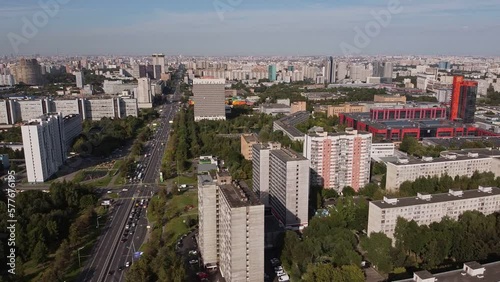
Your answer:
[278,274,290,282]
[125,261,131,267]
[274,266,283,272]
[276,270,285,276]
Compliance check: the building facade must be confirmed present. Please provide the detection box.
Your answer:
[198,172,264,282]
[252,142,282,206]
[268,65,277,82]
[137,77,153,109]
[303,128,372,192]
[385,153,500,192]
[241,133,260,160]
[327,104,366,117]
[269,148,310,230]
[193,78,226,121]
[13,58,42,85]
[450,76,478,124]
[368,187,500,240]
[22,113,66,183]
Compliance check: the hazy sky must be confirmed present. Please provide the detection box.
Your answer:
[1,0,499,56]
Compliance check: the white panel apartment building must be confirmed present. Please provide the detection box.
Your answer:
[136,77,153,109]
[17,100,46,121]
[193,78,226,121]
[198,172,264,282]
[368,187,500,240]
[303,127,372,192]
[385,153,500,192]
[269,148,310,230]
[22,113,66,183]
[252,142,282,206]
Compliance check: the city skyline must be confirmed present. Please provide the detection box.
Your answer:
[1,0,499,56]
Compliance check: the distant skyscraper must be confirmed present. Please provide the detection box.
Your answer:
[192,78,226,121]
[74,71,84,89]
[372,61,384,77]
[268,65,277,82]
[450,76,478,123]
[383,62,393,81]
[22,113,66,183]
[438,61,451,70]
[152,54,165,79]
[13,58,43,85]
[136,77,153,108]
[326,56,336,84]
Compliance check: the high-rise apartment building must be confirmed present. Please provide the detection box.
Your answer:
[252,142,282,206]
[326,56,336,84]
[368,187,500,240]
[193,78,226,121]
[269,148,310,230]
[22,113,66,183]
[136,77,153,108]
[240,133,260,160]
[198,171,264,282]
[152,53,166,79]
[268,65,277,82]
[74,71,84,88]
[450,76,478,124]
[13,58,43,85]
[303,127,372,192]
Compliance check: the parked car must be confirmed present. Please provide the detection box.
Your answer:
[125,261,131,267]
[189,259,199,265]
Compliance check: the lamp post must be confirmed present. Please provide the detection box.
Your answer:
[77,246,85,267]
[96,216,102,229]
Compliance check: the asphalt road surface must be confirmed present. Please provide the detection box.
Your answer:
[78,82,182,282]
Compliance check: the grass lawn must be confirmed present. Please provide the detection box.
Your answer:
[73,170,86,183]
[174,175,197,186]
[165,191,198,219]
[88,175,113,187]
[164,217,191,247]
[112,159,123,170]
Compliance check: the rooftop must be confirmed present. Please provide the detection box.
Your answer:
[198,174,216,186]
[219,181,262,208]
[385,153,494,166]
[397,261,500,282]
[271,148,308,162]
[371,187,500,209]
[273,120,304,137]
[242,133,259,143]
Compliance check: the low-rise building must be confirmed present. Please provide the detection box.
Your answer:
[326,104,366,117]
[384,152,500,191]
[396,261,498,282]
[371,142,395,161]
[374,94,407,103]
[272,111,309,142]
[368,186,500,240]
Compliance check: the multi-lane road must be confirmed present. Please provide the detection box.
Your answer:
[78,82,182,282]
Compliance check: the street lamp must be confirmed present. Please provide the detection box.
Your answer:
[77,246,85,267]
[96,216,102,229]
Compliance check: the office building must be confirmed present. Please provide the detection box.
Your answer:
[326,56,336,84]
[383,62,393,81]
[269,148,310,230]
[74,71,84,89]
[136,77,153,108]
[438,61,451,70]
[368,186,500,240]
[268,65,277,82]
[193,78,226,121]
[252,142,282,206]
[303,127,372,192]
[241,133,260,160]
[13,58,43,85]
[290,101,307,114]
[22,113,66,183]
[384,152,500,192]
[450,76,478,124]
[152,54,166,78]
[198,171,264,282]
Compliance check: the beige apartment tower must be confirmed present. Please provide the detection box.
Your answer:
[241,133,260,160]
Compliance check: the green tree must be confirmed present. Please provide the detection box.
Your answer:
[31,241,48,263]
[361,232,394,273]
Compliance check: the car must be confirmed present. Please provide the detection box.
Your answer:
[276,270,285,276]
[189,259,199,264]
[270,258,280,265]
[118,266,124,271]
[125,261,131,267]
[278,274,290,282]
[274,266,283,272]
[121,238,127,243]
[108,270,115,275]
[125,225,129,229]
[189,250,198,256]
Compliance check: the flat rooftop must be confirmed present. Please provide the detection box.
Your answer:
[423,137,500,148]
[386,153,493,166]
[396,261,500,282]
[242,133,259,143]
[271,148,307,162]
[371,187,500,209]
[198,174,216,186]
[219,182,262,208]
[274,120,304,137]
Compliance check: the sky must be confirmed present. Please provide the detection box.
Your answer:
[1,0,499,56]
